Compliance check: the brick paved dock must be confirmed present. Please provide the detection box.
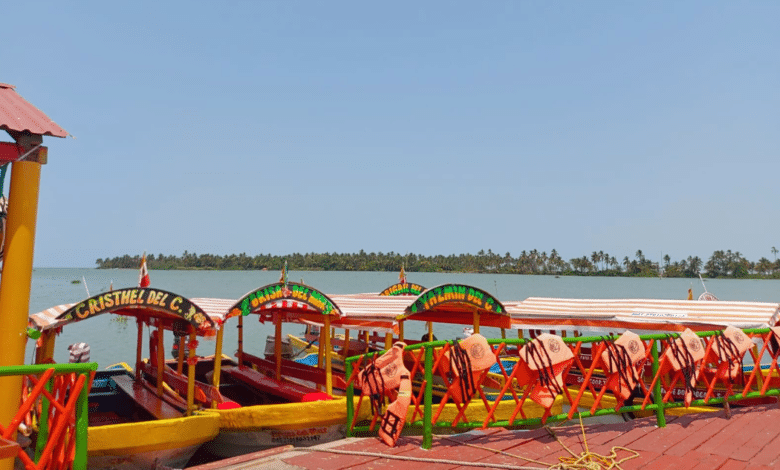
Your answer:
[191,402,780,469]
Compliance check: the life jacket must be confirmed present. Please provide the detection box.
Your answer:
[356,342,407,416]
[601,331,645,402]
[662,328,705,406]
[378,370,411,447]
[438,333,496,404]
[517,333,574,409]
[355,342,412,447]
[704,326,751,383]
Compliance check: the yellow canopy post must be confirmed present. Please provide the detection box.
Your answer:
[472,309,480,334]
[275,316,282,381]
[427,321,433,341]
[324,316,332,395]
[187,330,197,415]
[0,158,42,470]
[211,326,224,408]
[384,332,392,350]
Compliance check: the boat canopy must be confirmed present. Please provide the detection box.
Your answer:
[399,284,511,329]
[505,297,780,333]
[226,282,343,324]
[29,287,217,333]
[379,282,426,296]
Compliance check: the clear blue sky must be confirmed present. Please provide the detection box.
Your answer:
[2,1,778,268]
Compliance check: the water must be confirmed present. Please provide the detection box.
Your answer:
[27,268,780,368]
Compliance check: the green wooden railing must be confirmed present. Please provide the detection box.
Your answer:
[345,328,779,449]
[0,363,96,470]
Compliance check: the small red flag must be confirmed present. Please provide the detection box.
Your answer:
[138,253,150,288]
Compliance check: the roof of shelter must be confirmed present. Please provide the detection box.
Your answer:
[0,83,68,138]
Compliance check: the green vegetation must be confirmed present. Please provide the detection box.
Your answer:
[96,248,780,279]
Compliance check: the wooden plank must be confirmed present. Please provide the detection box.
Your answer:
[241,352,348,390]
[112,375,182,420]
[221,365,330,402]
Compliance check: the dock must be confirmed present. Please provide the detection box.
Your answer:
[191,402,780,469]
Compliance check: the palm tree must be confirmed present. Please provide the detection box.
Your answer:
[773,246,778,262]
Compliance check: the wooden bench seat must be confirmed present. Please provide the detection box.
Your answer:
[221,365,331,403]
[112,374,183,420]
[241,352,347,391]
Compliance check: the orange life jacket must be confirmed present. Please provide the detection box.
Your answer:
[378,370,411,447]
[601,331,645,402]
[356,342,407,416]
[517,334,574,409]
[663,328,705,406]
[439,333,496,403]
[704,326,751,382]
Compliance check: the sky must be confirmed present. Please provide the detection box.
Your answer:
[2,1,779,268]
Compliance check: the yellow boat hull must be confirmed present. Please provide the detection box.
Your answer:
[87,412,220,469]
[202,396,370,458]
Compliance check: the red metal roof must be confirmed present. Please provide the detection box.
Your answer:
[0,83,67,138]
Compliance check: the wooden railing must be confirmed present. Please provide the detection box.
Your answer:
[0,363,96,470]
[345,328,780,449]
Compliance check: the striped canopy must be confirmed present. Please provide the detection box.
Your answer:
[30,295,233,332]
[505,297,780,333]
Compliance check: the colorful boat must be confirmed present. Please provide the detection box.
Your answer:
[195,282,406,458]
[28,287,222,469]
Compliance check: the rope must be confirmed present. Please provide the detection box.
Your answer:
[435,412,640,470]
[296,447,546,469]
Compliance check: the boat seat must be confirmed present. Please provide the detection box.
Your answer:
[112,374,182,420]
[221,365,332,403]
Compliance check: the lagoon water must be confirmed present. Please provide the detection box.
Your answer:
[28,268,780,368]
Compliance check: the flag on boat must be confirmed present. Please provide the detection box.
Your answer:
[138,253,150,288]
[280,260,288,286]
[399,265,407,284]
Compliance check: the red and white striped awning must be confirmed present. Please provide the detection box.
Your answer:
[30,297,236,332]
[505,297,780,333]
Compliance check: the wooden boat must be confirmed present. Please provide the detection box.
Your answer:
[28,287,222,469]
[501,297,780,414]
[194,282,402,458]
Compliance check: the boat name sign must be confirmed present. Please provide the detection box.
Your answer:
[236,283,339,317]
[410,284,503,314]
[62,288,208,325]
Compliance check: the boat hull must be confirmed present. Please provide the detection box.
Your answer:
[87,412,220,469]
[201,396,367,458]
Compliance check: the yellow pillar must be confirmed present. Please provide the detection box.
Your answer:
[324,316,332,395]
[427,321,433,341]
[472,310,480,334]
[211,326,224,408]
[384,332,392,350]
[275,317,282,381]
[186,330,196,415]
[0,161,41,469]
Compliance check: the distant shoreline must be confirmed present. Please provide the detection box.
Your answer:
[94,249,780,280]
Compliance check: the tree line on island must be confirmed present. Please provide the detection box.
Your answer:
[95,248,780,279]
